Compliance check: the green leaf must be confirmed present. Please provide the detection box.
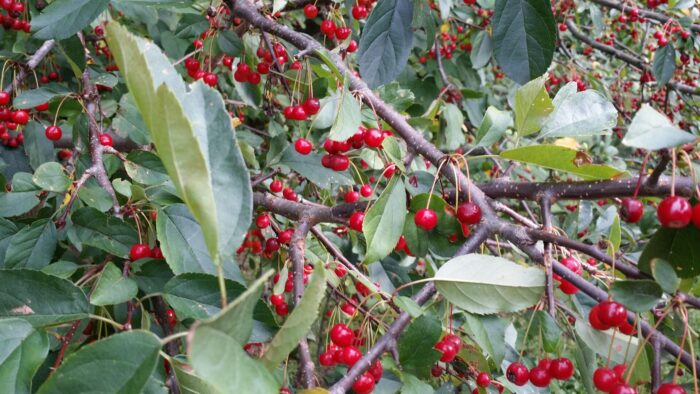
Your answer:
[171,359,221,394]
[442,103,466,150]
[574,320,650,386]
[573,332,598,394]
[438,0,452,20]
[652,44,676,86]
[639,225,700,278]
[513,77,553,136]
[107,22,253,264]
[0,192,39,218]
[198,270,273,344]
[532,310,562,353]
[462,313,507,364]
[189,326,279,394]
[551,81,578,106]
[4,219,57,270]
[358,0,414,88]
[37,331,161,394]
[328,81,362,142]
[610,280,663,313]
[539,90,617,139]
[363,177,407,264]
[72,207,139,258]
[500,145,626,180]
[124,151,169,185]
[398,314,442,374]
[475,106,512,147]
[470,30,492,69]
[279,146,353,188]
[32,163,70,193]
[609,214,621,253]
[0,318,49,394]
[90,262,138,306]
[650,258,680,294]
[434,254,545,314]
[41,260,79,279]
[382,136,406,172]
[12,84,72,109]
[0,218,18,267]
[262,264,326,369]
[22,122,55,171]
[401,374,435,393]
[622,104,695,150]
[492,0,556,85]
[31,0,110,40]
[113,94,150,145]
[217,30,244,57]
[156,204,242,280]
[162,273,246,320]
[0,269,89,326]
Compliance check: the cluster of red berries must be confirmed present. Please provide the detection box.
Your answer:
[342,184,373,204]
[588,300,636,335]
[318,323,382,394]
[183,57,220,87]
[590,363,665,394]
[434,333,462,363]
[236,222,292,256]
[506,357,574,387]
[268,178,300,202]
[0,0,30,33]
[469,372,503,393]
[554,256,583,294]
[283,97,320,121]
[129,243,164,260]
[270,264,314,316]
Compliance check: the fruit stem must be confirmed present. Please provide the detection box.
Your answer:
[518,307,539,361]
[605,329,617,368]
[632,151,650,199]
[671,148,677,196]
[217,260,228,308]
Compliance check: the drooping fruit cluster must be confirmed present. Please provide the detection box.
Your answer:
[554,256,582,294]
[588,300,635,335]
[656,196,694,229]
[506,357,574,387]
[0,0,30,33]
[593,364,640,393]
[434,333,462,363]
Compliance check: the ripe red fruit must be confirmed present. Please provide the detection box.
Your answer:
[203,72,218,87]
[329,154,350,171]
[360,184,372,197]
[368,359,383,381]
[256,214,271,229]
[335,27,351,40]
[620,198,644,223]
[303,3,318,18]
[593,367,619,392]
[657,196,692,228]
[434,340,457,362]
[597,300,627,327]
[35,102,49,111]
[431,364,443,377]
[130,243,151,260]
[363,128,384,148]
[270,180,283,193]
[45,125,62,141]
[0,91,10,105]
[150,246,163,259]
[99,133,113,146]
[282,187,297,201]
[549,358,574,380]
[657,383,687,394]
[319,351,335,366]
[415,208,438,231]
[303,98,320,115]
[528,366,552,387]
[270,294,285,306]
[334,264,347,277]
[278,229,293,244]
[476,372,491,387]
[506,362,530,386]
[352,372,375,394]
[456,202,481,224]
[352,5,367,19]
[184,58,200,71]
[344,190,359,203]
[692,204,700,228]
[11,110,29,125]
[330,323,355,347]
[349,212,364,232]
[589,304,613,331]
[264,238,280,253]
[165,308,177,326]
[442,334,462,349]
[294,138,313,155]
[340,345,362,366]
[275,302,289,316]
[320,20,336,36]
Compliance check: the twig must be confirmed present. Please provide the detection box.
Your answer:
[539,193,556,317]
[51,320,81,372]
[3,40,56,93]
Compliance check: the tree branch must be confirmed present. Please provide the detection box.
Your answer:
[565,19,698,95]
[3,40,56,93]
[586,0,700,33]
